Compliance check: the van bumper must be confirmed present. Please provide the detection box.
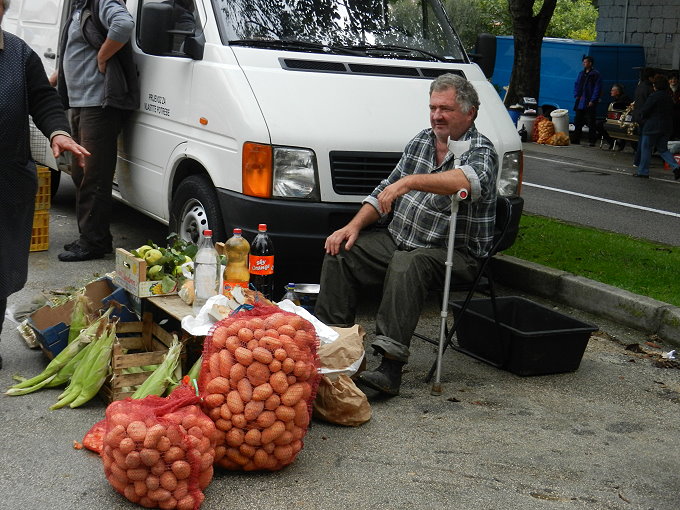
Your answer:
[216,188,361,285]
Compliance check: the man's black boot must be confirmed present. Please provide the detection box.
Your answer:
[358,356,404,396]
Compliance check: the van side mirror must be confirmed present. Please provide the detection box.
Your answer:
[470,33,496,80]
[182,35,204,60]
[139,3,174,56]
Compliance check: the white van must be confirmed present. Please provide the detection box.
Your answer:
[6,0,522,285]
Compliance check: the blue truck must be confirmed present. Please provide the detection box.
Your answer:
[486,36,646,123]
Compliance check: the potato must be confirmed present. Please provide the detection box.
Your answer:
[244,400,264,422]
[219,349,234,377]
[203,392,225,408]
[264,393,280,410]
[124,484,141,503]
[144,424,167,448]
[226,427,245,447]
[148,487,172,502]
[206,376,230,395]
[127,421,147,442]
[274,405,295,423]
[261,420,286,444]
[171,460,191,480]
[176,495,196,510]
[281,383,304,406]
[252,346,274,364]
[226,390,245,414]
[118,437,136,455]
[127,467,150,481]
[139,448,161,467]
[125,450,141,469]
[239,443,257,458]
[159,470,178,491]
[225,335,241,353]
[229,363,246,383]
[231,413,248,429]
[105,425,126,448]
[163,446,185,463]
[212,327,228,349]
[246,362,270,386]
[270,371,289,394]
[237,378,253,402]
[158,496,178,510]
[234,346,254,366]
[255,410,276,429]
[237,327,254,342]
[252,383,274,402]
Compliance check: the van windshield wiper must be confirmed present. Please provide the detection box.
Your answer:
[337,44,450,62]
[229,39,364,56]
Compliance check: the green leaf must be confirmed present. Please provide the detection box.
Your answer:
[161,275,177,294]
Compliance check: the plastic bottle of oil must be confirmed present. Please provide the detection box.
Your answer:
[281,283,300,305]
[249,223,274,300]
[223,228,250,294]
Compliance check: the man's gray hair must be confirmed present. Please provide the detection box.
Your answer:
[430,73,480,115]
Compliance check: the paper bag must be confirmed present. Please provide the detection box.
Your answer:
[313,374,371,426]
[313,325,371,426]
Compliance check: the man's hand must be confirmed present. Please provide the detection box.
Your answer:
[97,54,107,74]
[51,135,91,167]
[48,70,58,87]
[324,224,362,256]
[377,177,411,215]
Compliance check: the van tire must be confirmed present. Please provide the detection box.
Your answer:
[170,175,225,243]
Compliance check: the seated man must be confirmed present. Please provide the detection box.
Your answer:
[314,73,498,396]
[598,83,631,150]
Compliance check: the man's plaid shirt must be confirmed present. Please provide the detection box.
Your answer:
[364,125,498,259]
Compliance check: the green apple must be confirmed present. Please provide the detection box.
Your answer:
[137,245,153,257]
[144,248,163,266]
[147,264,164,280]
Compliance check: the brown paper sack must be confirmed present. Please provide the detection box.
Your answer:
[313,325,371,426]
[314,374,371,426]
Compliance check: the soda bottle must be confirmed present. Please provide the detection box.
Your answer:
[249,223,275,300]
[193,229,221,315]
[281,283,300,306]
[223,228,250,294]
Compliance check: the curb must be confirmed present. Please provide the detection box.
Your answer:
[491,254,680,348]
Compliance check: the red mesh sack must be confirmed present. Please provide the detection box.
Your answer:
[101,386,217,509]
[531,115,547,142]
[199,304,320,471]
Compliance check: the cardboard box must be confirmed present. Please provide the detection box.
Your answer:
[113,248,180,299]
[100,313,184,402]
[29,277,138,359]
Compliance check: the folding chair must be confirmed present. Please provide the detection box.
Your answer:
[413,194,524,393]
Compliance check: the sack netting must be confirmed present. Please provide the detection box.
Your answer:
[102,386,217,509]
[198,304,320,471]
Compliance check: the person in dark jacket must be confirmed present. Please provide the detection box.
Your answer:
[572,55,602,146]
[0,0,89,368]
[54,0,139,262]
[634,75,680,179]
[632,67,656,167]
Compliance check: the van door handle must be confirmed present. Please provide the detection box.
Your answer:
[44,50,56,59]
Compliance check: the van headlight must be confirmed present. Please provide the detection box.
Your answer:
[498,150,523,196]
[273,147,319,200]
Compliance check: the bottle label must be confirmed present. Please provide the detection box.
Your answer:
[223,281,249,294]
[249,255,274,275]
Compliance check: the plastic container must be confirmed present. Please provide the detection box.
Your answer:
[517,114,536,138]
[223,227,250,294]
[507,105,523,125]
[35,165,51,211]
[193,229,221,315]
[550,108,570,135]
[281,283,301,305]
[451,296,597,376]
[249,224,275,300]
[30,210,50,252]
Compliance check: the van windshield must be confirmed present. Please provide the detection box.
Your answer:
[212,0,467,62]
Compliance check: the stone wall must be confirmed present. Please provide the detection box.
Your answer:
[597,0,680,70]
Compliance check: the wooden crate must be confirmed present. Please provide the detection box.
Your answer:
[101,313,184,402]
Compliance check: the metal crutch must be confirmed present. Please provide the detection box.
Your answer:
[431,187,468,396]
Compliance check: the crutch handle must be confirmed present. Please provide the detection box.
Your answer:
[454,189,468,201]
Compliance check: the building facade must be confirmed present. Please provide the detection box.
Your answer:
[596,0,680,70]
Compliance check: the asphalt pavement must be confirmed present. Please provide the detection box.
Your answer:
[1,142,679,509]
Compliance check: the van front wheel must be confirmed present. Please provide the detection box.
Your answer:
[170,175,225,244]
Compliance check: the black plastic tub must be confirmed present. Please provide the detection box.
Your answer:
[451,296,598,376]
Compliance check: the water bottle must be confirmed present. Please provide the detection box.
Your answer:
[281,283,300,306]
[223,228,250,294]
[249,223,275,300]
[193,229,220,315]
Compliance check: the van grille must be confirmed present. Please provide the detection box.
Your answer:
[329,151,402,195]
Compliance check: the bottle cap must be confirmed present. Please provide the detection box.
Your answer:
[287,283,295,288]
[258,224,267,231]
[233,228,242,234]
[203,229,212,236]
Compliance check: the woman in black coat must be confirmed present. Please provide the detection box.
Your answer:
[634,75,680,179]
[0,0,89,368]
